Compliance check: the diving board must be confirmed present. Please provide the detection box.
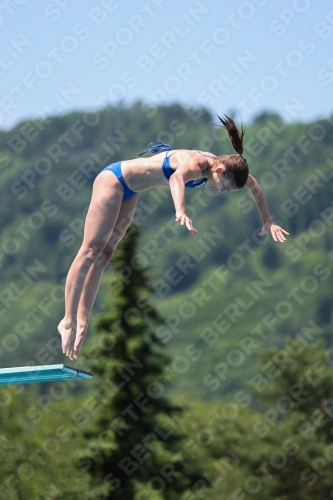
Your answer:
[0,364,92,385]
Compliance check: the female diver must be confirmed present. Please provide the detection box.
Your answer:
[58,115,289,360]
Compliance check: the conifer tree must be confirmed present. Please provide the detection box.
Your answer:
[246,338,333,500]
[73,224,205,500]
[201,337,333,500]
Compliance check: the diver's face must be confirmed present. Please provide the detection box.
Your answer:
[210,167,238,193]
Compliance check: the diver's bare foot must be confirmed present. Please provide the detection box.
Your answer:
[58,318,77,361]
[73,325,87,360]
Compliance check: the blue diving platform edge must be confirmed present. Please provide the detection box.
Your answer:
[0,364,93,385]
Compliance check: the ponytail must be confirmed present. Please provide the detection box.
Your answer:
[214,114,248,189]
[216,115,245,156]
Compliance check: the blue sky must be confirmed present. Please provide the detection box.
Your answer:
[1,0,332,130]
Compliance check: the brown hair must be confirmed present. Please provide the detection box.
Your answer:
[215,114,249,188]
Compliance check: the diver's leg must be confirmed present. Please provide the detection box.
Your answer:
[58,170,123,360]
[72,194,138,358]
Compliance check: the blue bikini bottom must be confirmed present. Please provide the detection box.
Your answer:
[102,162,137,200]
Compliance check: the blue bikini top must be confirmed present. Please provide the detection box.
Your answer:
[138,141,209,188]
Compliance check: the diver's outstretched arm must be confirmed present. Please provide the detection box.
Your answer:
[246,174,289,243]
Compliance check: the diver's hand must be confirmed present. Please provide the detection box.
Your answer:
[175,212,197,234]
[259,221,289,242]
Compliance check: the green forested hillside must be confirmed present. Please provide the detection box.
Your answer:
[1,104,333,499]
[0,103,332,402]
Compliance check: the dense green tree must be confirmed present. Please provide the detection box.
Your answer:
[0,382,87,500]
[241,338,333,500]
[72,224,205,500]
[252,110,283,125]
[180,338,333,500]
